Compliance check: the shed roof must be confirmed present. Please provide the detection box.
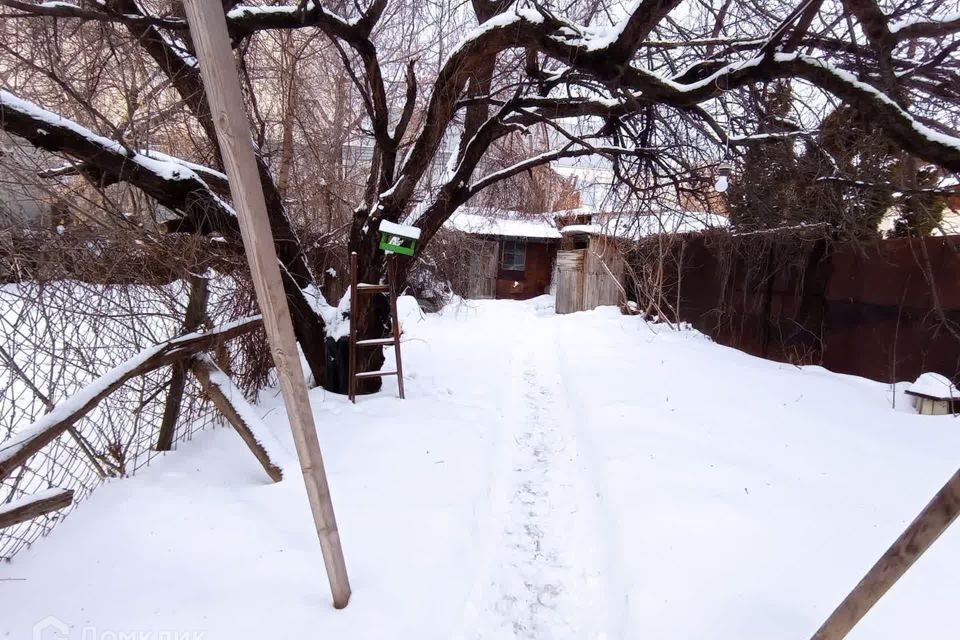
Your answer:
[560,210,728,240]
[905,372,960,400]
[445,207,562,239]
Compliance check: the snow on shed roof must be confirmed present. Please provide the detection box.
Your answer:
[445,208,562,239]
[561,210,728,240]
[906,372,960,400]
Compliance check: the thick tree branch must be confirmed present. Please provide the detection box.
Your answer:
[0,90,237,229]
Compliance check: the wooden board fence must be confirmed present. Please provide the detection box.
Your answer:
[555,238,625,314]
[584,238,625,310]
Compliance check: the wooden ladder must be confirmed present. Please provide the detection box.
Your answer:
[348,251,406,403]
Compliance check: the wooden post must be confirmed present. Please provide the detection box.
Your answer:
[348,251,358,403]
[191,356,283,483]
[157,274,210,451]
[0,488,74,529]
[810,467,960,640]
[387,255,406,399]
[180,0,350,608]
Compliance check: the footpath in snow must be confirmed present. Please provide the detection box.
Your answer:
[2,296,959,640]
[458,323,620,640]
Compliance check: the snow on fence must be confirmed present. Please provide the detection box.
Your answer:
[0,277,263,560]
[190,355,282,482]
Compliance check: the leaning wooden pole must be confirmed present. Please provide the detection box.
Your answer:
[181,0,351,609]
[810,467,960,640]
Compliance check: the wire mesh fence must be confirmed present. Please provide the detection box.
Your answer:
[0,274,256,561]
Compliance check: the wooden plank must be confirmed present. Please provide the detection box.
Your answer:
[810,467,960,640]
[356,338,396,347]
[191,356,283,483]
[481,240,498,299]
[556,249,584,270]
[356,283,390,292]
[355,370,398,379]
[349,251,359,403]
[0,488,74,529]
[181,0,350,609]
[0,316,261,482]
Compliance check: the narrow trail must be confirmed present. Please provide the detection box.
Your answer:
[460,316,620,640]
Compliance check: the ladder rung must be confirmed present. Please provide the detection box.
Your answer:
[356,283,389,292]
[356,338,396,346]
[354,370,398,379]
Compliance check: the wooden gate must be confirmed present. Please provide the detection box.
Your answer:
[583,238,625,309]
[555,249,584,314]
[556,238,625,314]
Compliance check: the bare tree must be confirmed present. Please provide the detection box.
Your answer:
[2,0,959,393]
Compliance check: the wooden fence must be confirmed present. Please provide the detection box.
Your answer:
[644,233,960,383]
[0,274,276,562]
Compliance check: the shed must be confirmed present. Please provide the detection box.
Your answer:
[905,373,959,415]
[445,208,563,300]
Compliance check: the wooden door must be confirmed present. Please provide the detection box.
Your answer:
[555,249,585,314]
[467,240,498,299]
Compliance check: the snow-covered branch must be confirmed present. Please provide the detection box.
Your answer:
[0,90,238,229]
[890,11,960,40]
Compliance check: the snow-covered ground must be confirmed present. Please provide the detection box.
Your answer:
[2,297,959,640]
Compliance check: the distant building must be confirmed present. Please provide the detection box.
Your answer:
[444,207,564,300]
[0,131,48,226]
[445,207,729,305]
[342,139,454,186]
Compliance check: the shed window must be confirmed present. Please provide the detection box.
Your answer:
[500,238,527,271]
